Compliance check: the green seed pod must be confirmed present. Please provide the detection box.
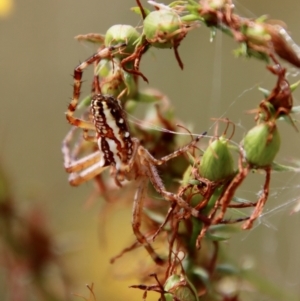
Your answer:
[104,24,140,58]
[95,60,137,101]
[199,136,235,182]
[143,9,183,48]
[164,274,199,301]
[242,123,281,166]
[100,71,126,99]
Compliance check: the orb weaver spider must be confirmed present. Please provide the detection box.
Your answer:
[63,92,206,264]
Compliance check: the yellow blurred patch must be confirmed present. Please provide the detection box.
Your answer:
[0,0,13,18]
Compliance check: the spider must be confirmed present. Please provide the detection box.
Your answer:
[63,92,205,265]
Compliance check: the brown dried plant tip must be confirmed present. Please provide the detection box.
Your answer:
[257,58,298,134]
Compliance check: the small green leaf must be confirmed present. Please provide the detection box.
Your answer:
[206,231,230,241]
[131,6,151,17]
[193,267,210,288]
[216,264,240,275]
[181,14,202,22]
[290,80,300,92]
[271,161,300,172]
[258,86,271,98]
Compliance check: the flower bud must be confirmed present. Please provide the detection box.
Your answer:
[143,9,184,48]
[104,24,140,58]
[199,136,235,182]
[244,21,271,46]
[242,123,281,166]
[164,274,199,301]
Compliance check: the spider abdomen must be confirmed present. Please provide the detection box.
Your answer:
[91,94,133,169]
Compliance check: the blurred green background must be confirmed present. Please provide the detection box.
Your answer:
[1,0,300,300]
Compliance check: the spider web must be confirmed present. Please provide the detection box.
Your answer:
[121,1,300,299]
[69,1,300,299]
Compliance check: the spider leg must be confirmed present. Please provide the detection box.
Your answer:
[69,159,109,186]
[62,125,98,171]
[62,126,79,166]
[83,129,97,142]
[143,156,206,220]
[121,42,149,82]
[213,155,250,223]
[138,134,202,166]
[136,140,208,219]
[65,117,95,131]
[63,127,108,185]
[110,240,140,264]
[66,44,126,127]
[132,177,165,265]
[65,150,102,173]
[151,202,177,241]
[242,167,271,229]
[220,216,250,224]
[196,196,221,249]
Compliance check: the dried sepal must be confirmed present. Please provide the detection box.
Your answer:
[264,24,300,68]
[75,33,105,45]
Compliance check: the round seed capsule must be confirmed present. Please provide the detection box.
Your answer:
[242,123,281,166]
[199,136,235,182]
[164,274,199,301]
[143,9,183,48]
[100,70,126,98]
[104,24,140,59]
